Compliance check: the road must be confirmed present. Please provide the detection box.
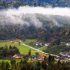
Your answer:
[22,43,48,55]
[20,40,58,57]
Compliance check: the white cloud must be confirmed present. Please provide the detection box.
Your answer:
[0,6,70,28]
[6,6,70,17]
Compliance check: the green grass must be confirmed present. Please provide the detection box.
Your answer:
[23,39,37,46]
[16,45,36,55]
[0,59,10,63]
[0,40,37,55]
[0,40,47,56]
[0,40,19,47]
[39,46,47,51]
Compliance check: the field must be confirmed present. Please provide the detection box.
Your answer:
[0,40,37,55]
[23,39,37,44]
[23,39,47,51]
[17,45,36,55]
[39,46,47,51]
[0,40,47,55]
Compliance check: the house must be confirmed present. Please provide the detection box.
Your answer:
[35,42,43,47]
[66,42,70,46]
[35,41,50,47]
[32,55,45,61]
[13,54,23,59]
[44,43,50,46]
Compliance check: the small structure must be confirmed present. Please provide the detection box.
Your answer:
[13,54,23,59]
[59,52,70,58]
[44,43,50,46]
[35,42,43,47]
[66,42,70,46]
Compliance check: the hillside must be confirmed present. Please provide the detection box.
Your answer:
[0,14,70,43]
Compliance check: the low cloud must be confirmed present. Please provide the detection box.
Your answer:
[0,6,70,28]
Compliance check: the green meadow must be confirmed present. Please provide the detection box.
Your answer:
[0,40,37,55]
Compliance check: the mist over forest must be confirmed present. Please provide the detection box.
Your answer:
[0,6,70,41]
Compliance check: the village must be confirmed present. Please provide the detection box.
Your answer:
[0,40,70,64]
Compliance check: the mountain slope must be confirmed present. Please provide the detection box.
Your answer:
[0,13,70,42]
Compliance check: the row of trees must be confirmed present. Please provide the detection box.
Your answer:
[0,55,70,70]
[0,45,20,58]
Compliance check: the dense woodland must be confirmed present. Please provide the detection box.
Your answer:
[0,23,70,42]
[0,46,19,58]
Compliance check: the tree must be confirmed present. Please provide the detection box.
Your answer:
[28,49,31,57]
[11,59,16,70]
[20,59,27,70]
[48,55,55,65]
[42,56,47,70]
[35,61,41,70]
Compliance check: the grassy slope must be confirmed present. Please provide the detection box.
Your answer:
[23,39,37,47]
[0,40,48,55]
[23,39,48,51]
[16,45,36,55]
[23,39,37,44]
[23,39,70,54]
[39,46,47,51]
[0,40,37,55]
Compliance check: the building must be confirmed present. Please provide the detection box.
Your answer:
[13,54,23,59]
